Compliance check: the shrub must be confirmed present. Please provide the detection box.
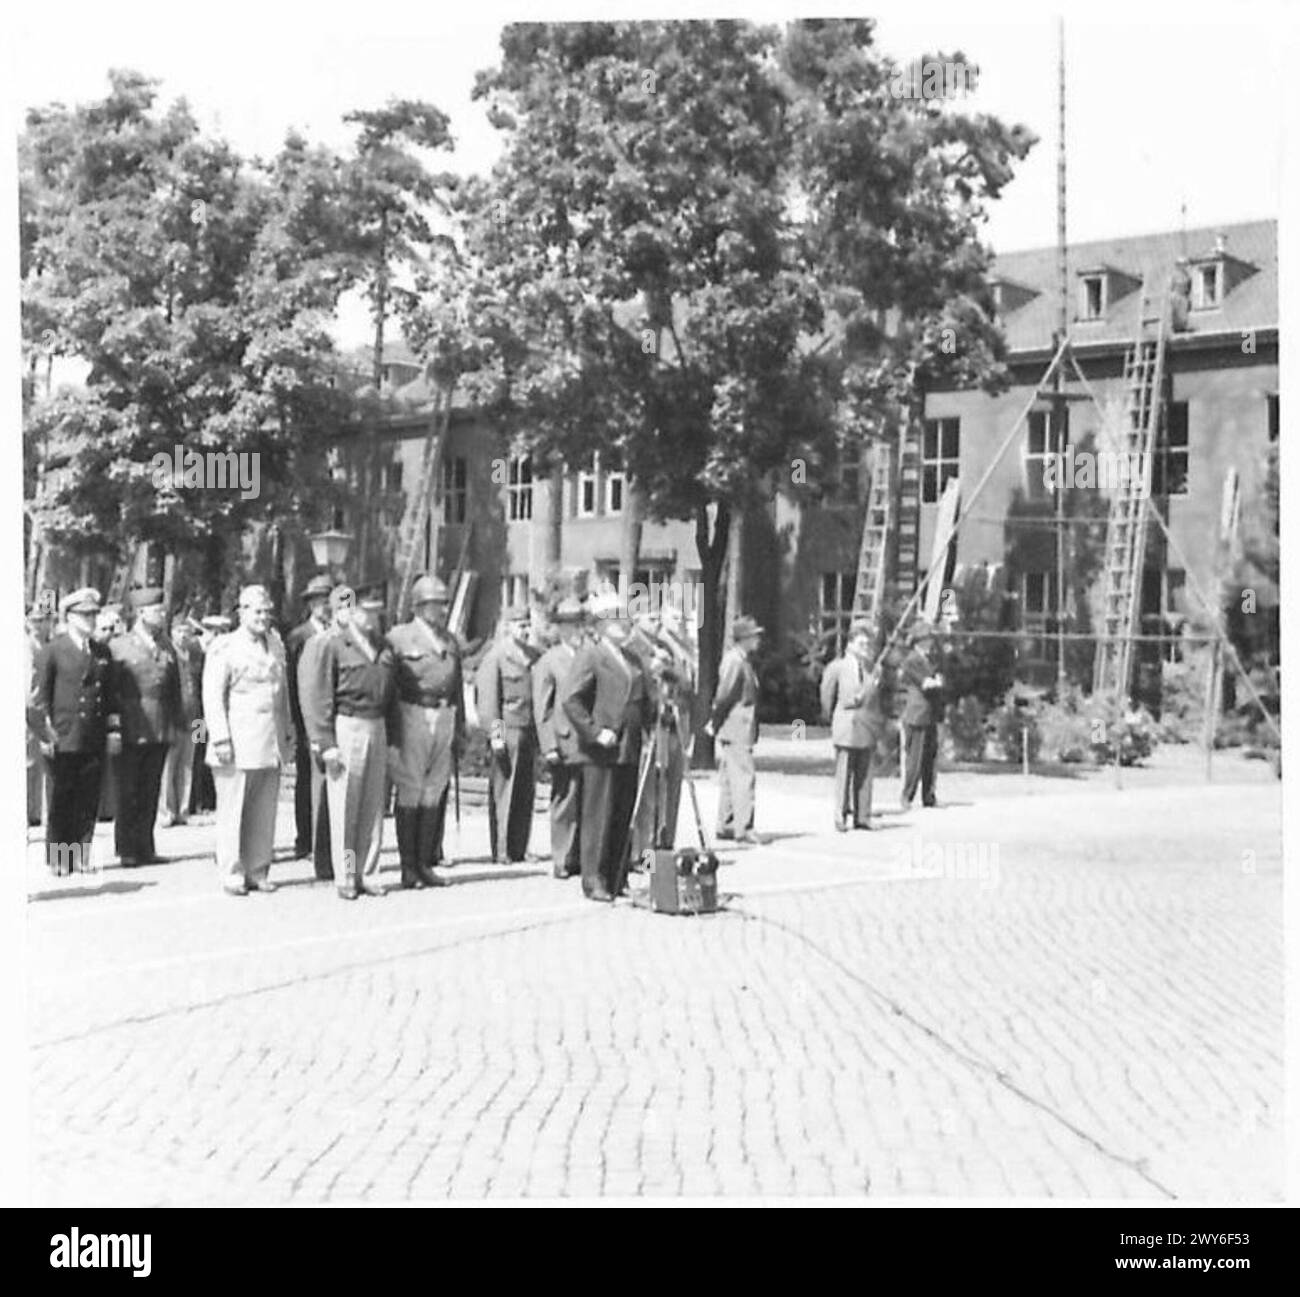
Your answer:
[757,635,822,725]
[1084,696,1157,767]
[945,695,987,762]
[1038,698,1092,763]
[991,688,1042,764]
[1156,647,1212,743]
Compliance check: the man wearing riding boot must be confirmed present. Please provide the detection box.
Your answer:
[900,621,945,810]
[285,573,334,877]
[298,587,399,900]
[532,597,587,879]
[476,603,540,864]
[560,587,648,902]
[820,619,885,831]
[386,575,464,889]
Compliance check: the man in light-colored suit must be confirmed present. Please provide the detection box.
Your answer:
[203,585,293,895]
[705,614,764,845]
[820,619,885,831]
[532,598,587,879]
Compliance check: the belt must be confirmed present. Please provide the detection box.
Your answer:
[402,697,455,709]
[337,707,387,720]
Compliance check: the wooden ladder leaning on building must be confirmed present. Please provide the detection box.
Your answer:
[392,385,454,622]
[851,441,894,646]
[1092,278,1170,700]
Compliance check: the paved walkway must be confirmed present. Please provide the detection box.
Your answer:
[25,753,1283,1203]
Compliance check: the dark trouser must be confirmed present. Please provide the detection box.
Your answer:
[395,791,451,885]
[547,761,582,878]
[47,750,103,875]
[487,727,537,862]
[296,739,332,877]
[834,746,874,825]
[190,743,216,813]
[579,761,638,897]
[902,723,939,806]
[115,742,169,862]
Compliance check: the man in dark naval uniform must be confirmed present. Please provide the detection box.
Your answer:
[476,603,540,864]
[108,586,182,865]
[34,587,115,875]
[386,575,464,888]
[299,586,399,899]
[560,587,648,902]
[285,573,334,876]
[532,598,587,879]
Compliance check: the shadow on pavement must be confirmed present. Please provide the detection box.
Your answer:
[29,880,155,903]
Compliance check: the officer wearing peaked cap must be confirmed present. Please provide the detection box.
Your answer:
[34,587,115,875]
[386,575,464,887]
[285,573,335,875]
[107,586,182,865]
[477,602,540,864]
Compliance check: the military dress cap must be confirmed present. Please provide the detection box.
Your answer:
[62,587,102,615]
[130,586,165,608]
[551,597,586,624]
[358,588,386,611]
[731,615,764,641]
[303,574,334,600]
[201,614,232,631]
[410,574,450,605]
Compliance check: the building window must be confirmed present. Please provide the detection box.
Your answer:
[1025,408,1068,498]
[1020,571,1060,663]
[500,573,529,611]
[835,447,863,503]
[922,417,960,504]
[1191,262,1222,310]
[507,455,533,521]
[439,456,468,524]
[1080,275,1106,320]
[819,571,856,657]
[383,458,403,494]
[576,458,598,518]
[1267,394,1279,443]
[1153,402,1189,497]
[603,454,625,516]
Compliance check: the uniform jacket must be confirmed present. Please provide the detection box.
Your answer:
[533,640,581,763]
[386,617,465,743]
[476,637,538,737]
[560,636,647,766]
[298,624,399,752]
[710,645,759,746]
[285,614,330,735]
[108,625,182,746]
[201,626,292,769]
[34,631,113,754]
[900,647,944,727]
[820,653,885,749]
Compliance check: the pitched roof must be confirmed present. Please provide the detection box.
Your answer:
[990,218,1276,352]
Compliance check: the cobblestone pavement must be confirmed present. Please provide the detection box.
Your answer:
[25,754,1283,1204]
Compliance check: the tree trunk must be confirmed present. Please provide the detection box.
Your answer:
[725,507,744,631]
[693,499,731,769]
[619,482,645,613]
[546,459,564,569]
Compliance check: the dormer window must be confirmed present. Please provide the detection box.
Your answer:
[989,276,1039,317]
[1192,261,1223,310]
[1080,275,1106,320]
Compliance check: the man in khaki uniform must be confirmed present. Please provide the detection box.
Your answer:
[706,615,764,845]
[299,587,398,900]
[386,575,464,888]
[203,585,293,895]
[476,603,539,863]
[820,619,886,831]
[532,598,587,878]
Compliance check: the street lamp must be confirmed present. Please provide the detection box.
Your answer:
[308,528,353,580]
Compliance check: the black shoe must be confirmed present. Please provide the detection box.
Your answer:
[853,821,873,831]
[248,878,278,893]
[138,853,169,865]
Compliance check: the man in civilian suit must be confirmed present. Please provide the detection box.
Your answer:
[532,598,587,879]
[108,587,182,864]
[820,619,886,831]
[285,573,334,876]
[560,588,648,902]
[900,622,944,810]
[476,603,540,864]
[203,585,294,895]
[706,615,764,845]
[34,587,115,875]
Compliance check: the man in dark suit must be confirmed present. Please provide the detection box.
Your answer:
[705,615,764,845]
[476,603,540,864]
[107,587,182,865]
[33,587,115,876]
[532,598,587,879]
[900,622,944,809]
[560,588,648,902]
[285,574,334,875]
